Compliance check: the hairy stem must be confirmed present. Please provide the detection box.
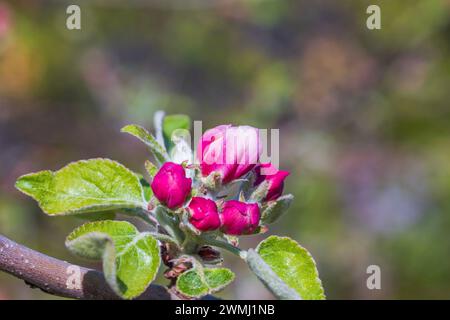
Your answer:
[122,208,158,227]
[147,232,180,247]
[203,238,243,257]
[155,207,185,244]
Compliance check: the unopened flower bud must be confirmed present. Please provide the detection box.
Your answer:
[187,197,221,232]
[220,200,260,236]
[151,162,192,209]
[197,125,262,184]
[254,163,290,201]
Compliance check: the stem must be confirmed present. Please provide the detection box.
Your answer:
[124,209,182,245]
[155,207,185,245]
[138,211,159,226]
[122,208,158,227]
[182,236,199,254]
[147,232,180,247]
[203,238,243,257]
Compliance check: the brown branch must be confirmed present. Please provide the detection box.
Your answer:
[0,234,174,300]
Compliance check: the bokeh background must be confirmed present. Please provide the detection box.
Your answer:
[1,0,450,299]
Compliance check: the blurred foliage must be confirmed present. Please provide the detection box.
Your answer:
[1,0,450,299]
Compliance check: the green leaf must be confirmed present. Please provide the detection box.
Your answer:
[163,114,191,151]
[66,220,161,299]
[121,124,169,165]
[246,249,300,299]
[137,175,152,202]
[246,236,325,300]
[204,268,235,290]
[261,194,293,224]
[176,268,235,298]
[250,180,270,202]
[144,160,158,178]
[176,269,208,297]
[15,159,146,216]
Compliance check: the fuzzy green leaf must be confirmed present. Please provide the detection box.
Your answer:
[246,236,325,300]
[261,194,293,224]
[176,269,209,297]
[137,175,152,202]
[176,268,235,298]
[250,180,270,202]
[121,124,169,165]
[66,220,160,299]
[144,160,158,178]
[204,268,235,290]
[15,159,146,216]
[246,249,300,299]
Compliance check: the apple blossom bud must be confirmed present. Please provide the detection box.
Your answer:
[220,200,260,235]
[254,163,290,201]
[151,162,192,209]
[197,125,262,184]
[187,197,221,231]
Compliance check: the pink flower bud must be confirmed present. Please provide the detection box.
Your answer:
[151,162,192,209]
[187,197,221,231]
[220,200,260,235]
[254,163,290,201]
[197,125,262,184]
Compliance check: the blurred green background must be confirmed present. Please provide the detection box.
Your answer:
[1,0,450,299]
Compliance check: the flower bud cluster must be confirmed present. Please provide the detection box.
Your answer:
[150,125,289,236]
